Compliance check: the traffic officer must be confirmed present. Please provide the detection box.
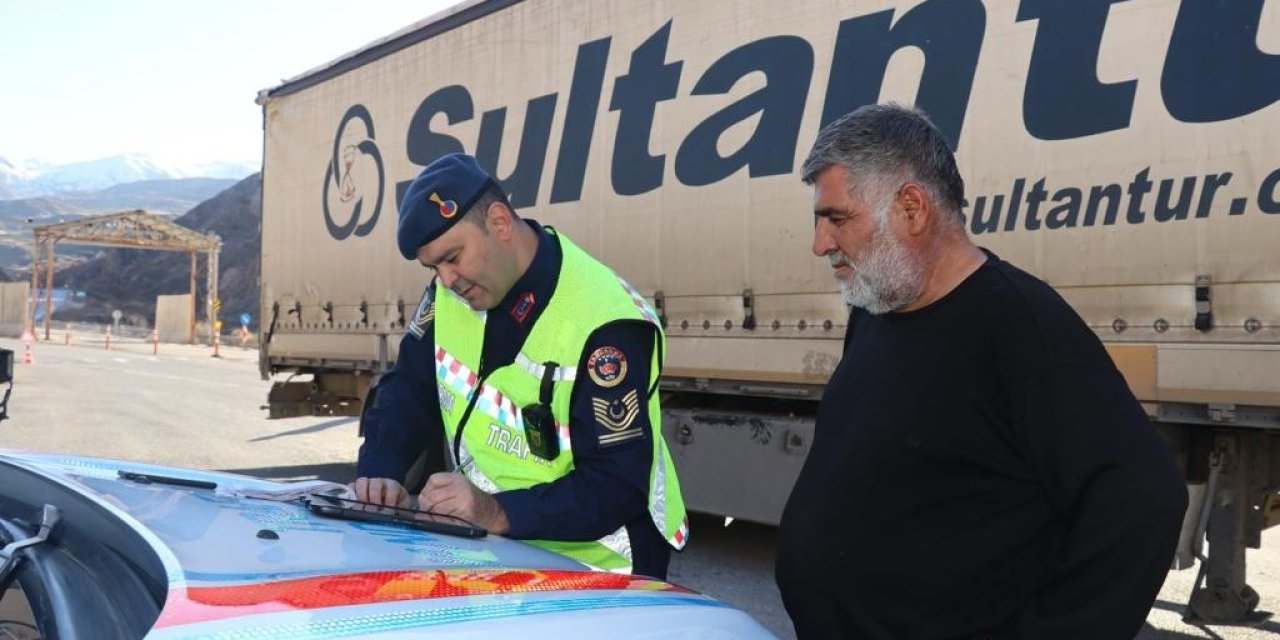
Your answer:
[352,153,688,578]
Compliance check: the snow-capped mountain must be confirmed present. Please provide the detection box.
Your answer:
[0,165,12,199]
[33,154,175,193]
[0,157,34,199]
[0,154,257,198]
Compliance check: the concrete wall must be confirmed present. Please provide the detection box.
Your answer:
[155,294,193,344]
[0,282,30,337]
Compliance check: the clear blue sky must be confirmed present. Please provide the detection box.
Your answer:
[0,1,461,167]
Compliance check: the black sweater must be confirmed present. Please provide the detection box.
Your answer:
[775,252,1187,639]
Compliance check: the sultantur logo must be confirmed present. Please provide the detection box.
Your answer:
[323,104,385,240]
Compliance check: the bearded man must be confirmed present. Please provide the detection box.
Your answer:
[774,103,1188,640]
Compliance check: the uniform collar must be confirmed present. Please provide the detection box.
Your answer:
[497,219,560,325]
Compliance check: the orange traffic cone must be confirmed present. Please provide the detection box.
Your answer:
[20,329,35,364]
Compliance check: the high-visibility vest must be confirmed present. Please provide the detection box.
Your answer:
[433,229,688,571]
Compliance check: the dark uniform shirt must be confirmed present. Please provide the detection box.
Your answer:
[775,251,1187,639]
[358,220,671,578]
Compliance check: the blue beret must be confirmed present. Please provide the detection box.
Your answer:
[396,153,495,260]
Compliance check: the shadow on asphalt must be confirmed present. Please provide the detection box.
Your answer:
[221,462,358,484]
[1136,622,1223,640]
[1138,598,1279,639]
[249,417,357,442]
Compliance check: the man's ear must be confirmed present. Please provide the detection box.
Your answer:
[898,183,930,236]
[485,201,514,239]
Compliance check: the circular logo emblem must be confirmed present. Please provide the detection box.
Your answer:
[587,346,628,388]
[323,104,385,241]
[430,192,458,218]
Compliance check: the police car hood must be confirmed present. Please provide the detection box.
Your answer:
[0,450,774,639]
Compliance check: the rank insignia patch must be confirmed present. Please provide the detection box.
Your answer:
[587,346,627,388]
[407,287,435,340]
[593,389,643,445]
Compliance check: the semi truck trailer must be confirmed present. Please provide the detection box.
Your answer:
[257,0,1280,624]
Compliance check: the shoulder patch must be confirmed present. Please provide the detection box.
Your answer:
[592,389,644,447]
[586,346,627,388]
[407,285,435,340]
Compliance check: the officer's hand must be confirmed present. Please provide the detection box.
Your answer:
[349,477,410,508]
[419,472,510,535]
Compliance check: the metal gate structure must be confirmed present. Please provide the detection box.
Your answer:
[29,210,222,344]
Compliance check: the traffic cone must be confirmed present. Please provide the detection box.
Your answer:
[20,329,35,364]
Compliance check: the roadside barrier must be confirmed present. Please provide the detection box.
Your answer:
[16,323,236,357]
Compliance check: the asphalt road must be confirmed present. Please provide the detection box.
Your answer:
[2,335,1278,639]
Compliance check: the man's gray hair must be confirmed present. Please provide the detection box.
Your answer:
[801,103,966,221]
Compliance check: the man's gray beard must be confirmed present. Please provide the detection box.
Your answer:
[833,220,925,314]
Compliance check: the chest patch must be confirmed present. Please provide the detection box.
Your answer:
[510,291,536,324]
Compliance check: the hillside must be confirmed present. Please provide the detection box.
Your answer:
[63,177,239,214]
[51,174,261,327]
[0,177,243,279]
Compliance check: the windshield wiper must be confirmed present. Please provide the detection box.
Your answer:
[118,470,216,490]
[0,505,60,594]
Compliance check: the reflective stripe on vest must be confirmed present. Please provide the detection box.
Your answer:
[456,442,500,494]
[617,276,662,327]
[435,344,573,465]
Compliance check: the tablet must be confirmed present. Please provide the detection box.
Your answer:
[304,494,488,538]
